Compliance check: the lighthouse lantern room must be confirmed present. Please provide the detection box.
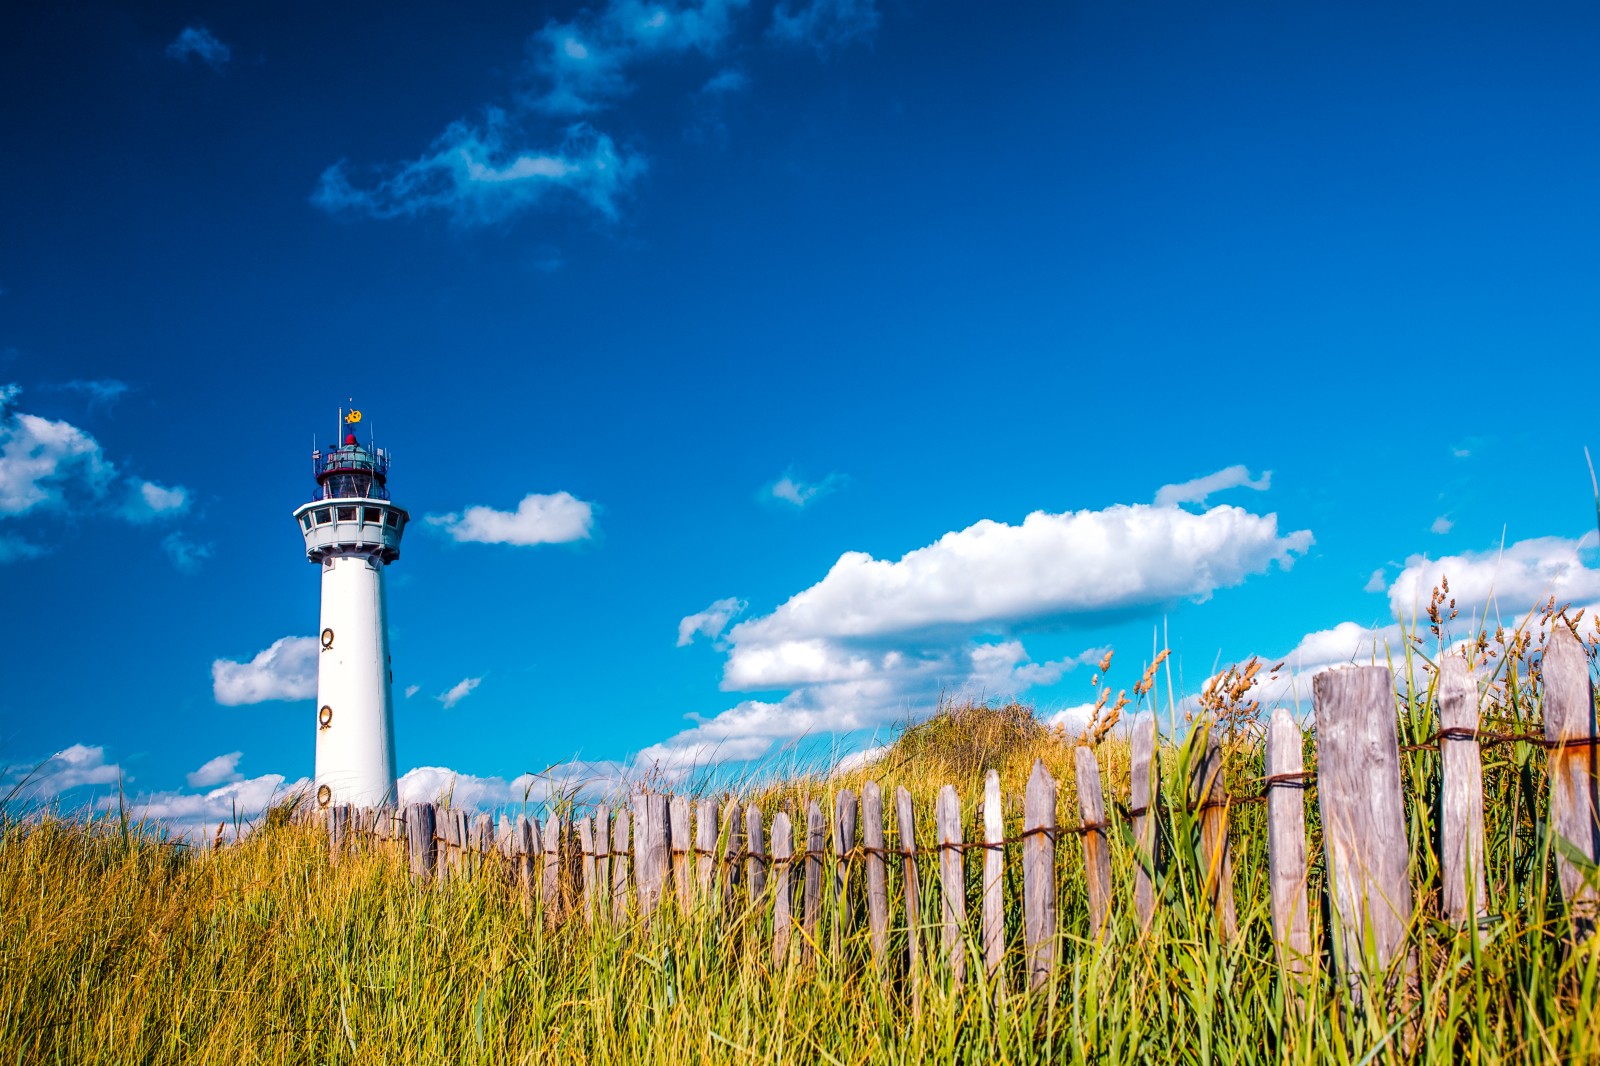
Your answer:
[292,409,407,809]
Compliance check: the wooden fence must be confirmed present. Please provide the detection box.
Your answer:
[312,628,1600,1010]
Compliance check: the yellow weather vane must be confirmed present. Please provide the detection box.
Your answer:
[345,409,362,425]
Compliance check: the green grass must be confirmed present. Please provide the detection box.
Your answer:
[5,657,1600,1064]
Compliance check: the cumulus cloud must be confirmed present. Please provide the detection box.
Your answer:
[766,468,844,508]
[397,761,620,810]
[426,490,595,546]
[1387,536,1600,622]
[437,677,483,709]
[314,113,644,225]
[1153,465,1272,508]
[677,596,746,646]
[636,498,1308,768]
[212,637,318,705]
[2,744,122,802]
[109,773,309,843]
[769,0,880,49]
[165,26,232,69]
[186,752,243,788]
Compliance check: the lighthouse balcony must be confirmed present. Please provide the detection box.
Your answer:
[294,498,407,563]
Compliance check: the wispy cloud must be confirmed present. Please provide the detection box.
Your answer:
[120,479,189,523]
[49,379,131,411]
[1153,465,1271,508]
[426,490,595,546]
[677,596,746,646]
[211,637,318,705]
[769,0,880,51]
[2,743,122,802]
[404,684,420,699]
[164,26,231,70]
[766,468,845,508]
[162,531,214,573]
[186,752,244,789]
[437,677,483,709]
[701,67,750,94]
[1430,515,1454,535]
[314,113,644,225]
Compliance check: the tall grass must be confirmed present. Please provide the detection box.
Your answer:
[5,650,1599,1063]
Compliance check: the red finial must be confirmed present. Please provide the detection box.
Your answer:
[345,433,357,446]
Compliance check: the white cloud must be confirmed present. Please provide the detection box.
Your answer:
[1387,536,1600,622]
[404,684,420,699]
[165,26,231,69]
[1431,515,1454,535]
[767,469,844,508]
[212,637,318,705]
[437,677,483,709]
[701,67,749,94]
[677,596,746,646]
[1364,567,1388,593]
[769,0,879,50]
[635,497,1310,768]
[426,490,595,546]
[833,744,888,775]
[397,761,617,810]
[121,479,189,522]
[2,743,122,802]
[109,773,309,843]
[0,384,115,517]
[50,379,131,410]
[1153,465,1272,508]
[186,752,243,788]
[0,534,43,562]
[162,531,213,573]
[315,114,644,225]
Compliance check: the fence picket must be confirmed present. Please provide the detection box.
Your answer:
[1130,714,1160,931]
[1023,760,1056,990]
[936,785,966,985]
[541,814,562,923]
[578,815,596,925]
[407,802,437,881]
[862,782,889,968]
[982,770,1005,978]
[896,787,922,989]
[745,805,767,903]
[1437,654,1487,926]
[1542,626,1600,936]
[802,801,825,962]
[635,793,671,922]
[1075,747,1112,940]
[721,802,743,912]
[1265,707,1312,981]
[1191,730,1238,941]
[594,805,611,923]
[670,796,692,914]
[772,812,794,961]
[1315,665,1415,1000]
[695,799,717,906]
[612,808,631,923]
[833,790,857,952]
[515,814,537,908]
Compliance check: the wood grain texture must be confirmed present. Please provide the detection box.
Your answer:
[1265,707,1313,979]
[1129,714,1160,931]
[1542,626,1600,932]
[861,782,889,968]
[1314,665,1415,993]
[802,801,825,962]
[515,815,537,906]
[611,808,631,924]
[670,796,692,914]
[833,789,857,951]
[594,805,611,922]
[577,815,596,926]
[981,770,1005,977]
[896,786,922,988]
[771,812,794,962]
[1190,730,1238,941]
[1022,759,1057,990]
[721,801,743,911]
[541,814,562,923]
[695,798,717,906]
[936,785,967,985]
[634,793,671,922]
[745,804,767,903]
[1075,747,1112,941]
[1437,654,1487,925]
[406,802,437,881]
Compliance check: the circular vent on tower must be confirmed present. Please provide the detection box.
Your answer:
[321,628,335,650]
[319,705,333,730]
[317,784,332,808]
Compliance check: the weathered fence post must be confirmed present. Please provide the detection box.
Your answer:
[1075,747,1112,940]
[515,815,537,908]
[833,789,857,952]
[802,801,825,962]
[594,804,611,922]
[982,770,1005,979]
[745,805,767,904]
[635,793,671,923]
[772,812,794,961]
[721,801,743,912]
[612,807,631,924]
[578,815,596,925]
[472,814,494,879]
[896,786,922,989]
[1191,729,1238,941]
[541,814,562,924]
[1023,760,1057,990]
[1130,714,1160,931]
[1437,654,1487,926]
[1315,665,1415,998]
[936,785,966,985]
[1265,707,1312,981]
[862,782,889,969]
[695,799,717,906]
[407,802,437,882]
[1542,625,1600,936]
[670,796,692,914]
[456,811,473,877]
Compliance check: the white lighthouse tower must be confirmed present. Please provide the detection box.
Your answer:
[293,410,408,810]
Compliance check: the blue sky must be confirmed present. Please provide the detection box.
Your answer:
[5,0,1600,835]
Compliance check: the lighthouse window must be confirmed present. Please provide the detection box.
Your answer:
[385,511,400,526]
[314,508,331,525]
[338,507,356,521]
[300,515,311,531]
[364,507,383,524]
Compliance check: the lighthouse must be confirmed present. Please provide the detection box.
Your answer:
[293,410,408,809]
